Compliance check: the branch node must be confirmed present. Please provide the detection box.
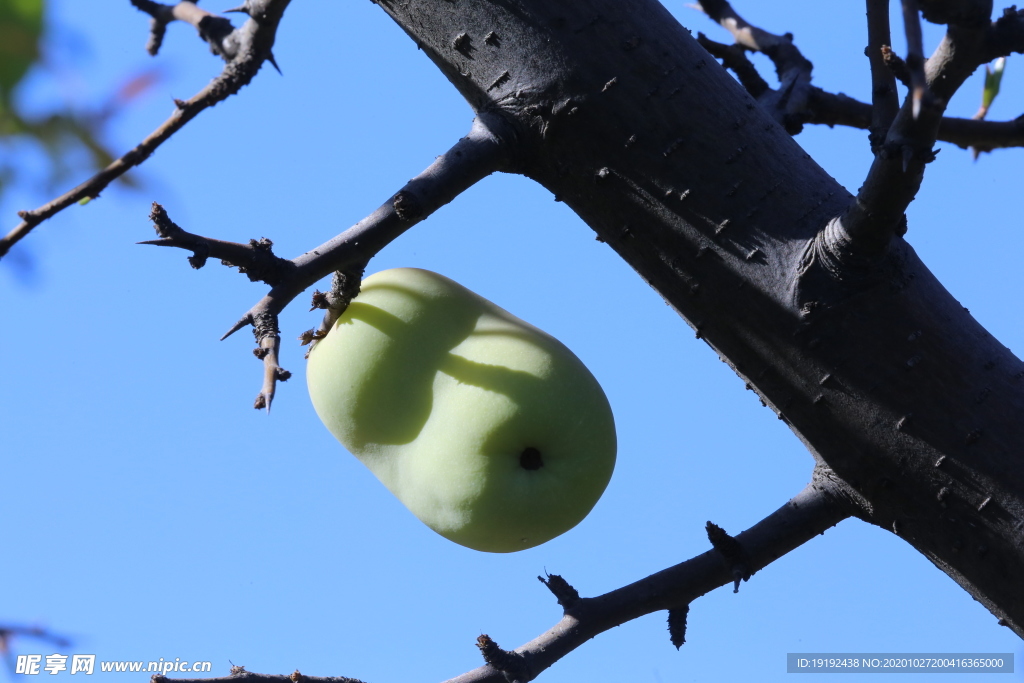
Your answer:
[393,190,423,221]
[706,521,752,592]
[476,634,528,683]
[538,572,580,610]
[306,267,366,357]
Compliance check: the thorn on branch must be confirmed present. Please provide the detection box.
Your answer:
[706,521,751,592]
[224,2,252,15]
[267,51,282,75]
[667,604,690,649]
[476,634,528,683]
[538,572,580,610]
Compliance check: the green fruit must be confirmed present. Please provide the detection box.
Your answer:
[307,268,616,552]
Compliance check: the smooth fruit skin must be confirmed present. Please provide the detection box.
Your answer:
[307,268,616,552]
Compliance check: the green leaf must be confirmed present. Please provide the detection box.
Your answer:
[981,57,1007,111]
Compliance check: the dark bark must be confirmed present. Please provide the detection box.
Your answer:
[371,0,1024,635]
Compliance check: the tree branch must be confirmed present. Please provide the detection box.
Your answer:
[144,472,850,683]
[302,268,366,358]
[150,114,511,410]
[149,666,366,683]
[805,87,1024,151]
[130,0,234,58]
[866,0,900,151]
[436,472,852,683]
[695,33,769,98]
[836,3,997,254]
[698,3,1024,159]
[0,0,291,260]
[140,203,295,283]
[695,0,814,133]
[985,7,1024,61]
[902,0,929,118]
[0,624,71,650]
[696,5,1024,155]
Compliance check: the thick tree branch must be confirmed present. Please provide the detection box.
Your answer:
[985,7,1024,60]
[866,0,900,151]
[0,0,291,260]
[919,0,994,27]
[149,115,511,410]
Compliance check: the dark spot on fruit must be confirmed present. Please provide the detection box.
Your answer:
[520,447,543,470]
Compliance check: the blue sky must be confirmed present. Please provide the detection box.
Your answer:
[2,1,1022,681]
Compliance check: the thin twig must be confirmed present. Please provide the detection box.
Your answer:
[881,45,913,85]
[0,0,292,260]
[0,624,72,649]
[902,0,927,119]
[696,33,770,98]
[130,0,234,58]
[141,202,296,283]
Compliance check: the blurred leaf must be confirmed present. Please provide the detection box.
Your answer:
[0,0,44,100]
[0,0,160,207]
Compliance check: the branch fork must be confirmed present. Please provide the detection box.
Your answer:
[142,115,510,411]
[0,0,292,260]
